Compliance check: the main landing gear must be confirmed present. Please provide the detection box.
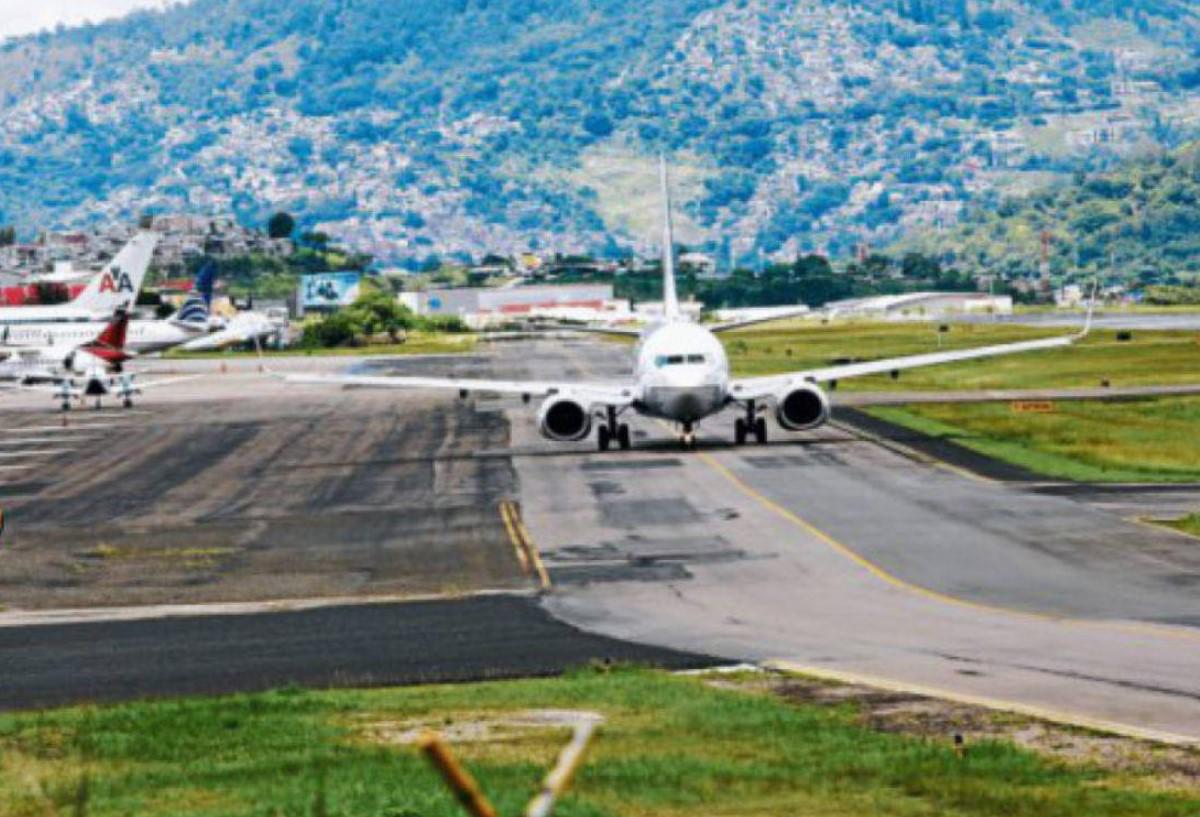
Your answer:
[597,406,631,452]
[734,401,767,445]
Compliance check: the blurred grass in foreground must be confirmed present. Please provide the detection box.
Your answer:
[1,668,1197,817]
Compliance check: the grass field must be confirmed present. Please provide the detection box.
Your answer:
[724,320,1200,391]
[869,398,1200,482]
[1162,513,1200,537]
[2,668,1197,817]
[722,319,1200,481]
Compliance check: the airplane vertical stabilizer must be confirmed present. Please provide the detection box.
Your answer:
[173,260,217,327]
[71,232,159,315]
[659,155,681,322]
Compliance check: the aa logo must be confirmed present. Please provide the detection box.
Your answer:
[98,266,134,294]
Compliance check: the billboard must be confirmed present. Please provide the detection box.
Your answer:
[301,272,361,309]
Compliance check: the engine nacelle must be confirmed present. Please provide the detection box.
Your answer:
[537,395,592,442]
[775,383,830,431]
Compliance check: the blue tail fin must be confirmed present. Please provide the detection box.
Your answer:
[193,260,216,306]
[173,260,217,327]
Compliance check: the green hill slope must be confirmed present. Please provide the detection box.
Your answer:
[4,0,1200,263]
[898,142,1200,286]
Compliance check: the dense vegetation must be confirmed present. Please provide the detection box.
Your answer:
[299,283,467,348]
[192,231,372,299]
[557,250,990,308]
[4,0,1200,262]
[900,141,1200,286]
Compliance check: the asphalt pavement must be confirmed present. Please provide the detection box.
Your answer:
[3,338,1200,742]
[0,594,713,710]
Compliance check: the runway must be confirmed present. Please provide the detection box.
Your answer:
[502,339,1200,741]
[2,339,1199,742]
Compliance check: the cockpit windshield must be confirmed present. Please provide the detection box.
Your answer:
[655,353,706,367]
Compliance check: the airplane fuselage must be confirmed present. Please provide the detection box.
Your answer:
[1,319,204,354]
[634,321,731,424]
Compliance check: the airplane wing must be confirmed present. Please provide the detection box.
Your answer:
[286,372,639,406]
[558,324,644,338]
[14,381,81,395]
[730,313,1093,401]
[126,375,202,390]
[519,321,643,339]
[708,306,814,334]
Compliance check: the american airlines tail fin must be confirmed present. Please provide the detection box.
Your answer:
[172,259,217,327]
[659,155,681,322]
[71,232,159,315]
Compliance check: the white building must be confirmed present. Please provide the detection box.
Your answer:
[402,284,626,328]
[826,292,1013,320]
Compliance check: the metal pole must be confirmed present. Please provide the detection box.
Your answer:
[524,718,600,817]
[417,731,500,817]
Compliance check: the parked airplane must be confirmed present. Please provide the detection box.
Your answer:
[287,158,1093,451]
[1,258,217,354]
[181,299,286,352]
[0,232,159,325]
[1,310,197,410]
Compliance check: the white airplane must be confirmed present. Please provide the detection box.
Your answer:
[1,256,218,354]
[1,310,197,410]
[0,232,159,325]
[287,158,1093,451]
[180,307,284,352]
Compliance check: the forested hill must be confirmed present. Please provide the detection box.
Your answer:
[899,141,1200,285]
[4,0,1200,265]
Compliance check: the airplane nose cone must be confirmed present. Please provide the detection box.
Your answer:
[676,391,703,418]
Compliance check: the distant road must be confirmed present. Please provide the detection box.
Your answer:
[958,312,1200,330]
[837,383,1200,406]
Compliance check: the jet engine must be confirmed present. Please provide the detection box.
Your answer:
[774,382,830,431]
[537,395,592,442]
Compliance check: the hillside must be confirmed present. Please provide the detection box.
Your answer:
[4,0,1200,264]
[897,141,1200,285]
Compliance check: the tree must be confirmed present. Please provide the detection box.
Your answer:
[267,212,296,239]
[0,226,15,246]
[300,231,330,250]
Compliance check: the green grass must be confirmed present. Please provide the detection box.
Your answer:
[724,320,1200,392]
[720,319,1200,482]
[1162,514,1200,537]
[1,669,1196,817]
[869,398,1200,482]
[167,332,477,359]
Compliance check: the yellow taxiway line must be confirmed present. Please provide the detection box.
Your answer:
[695,449,1200,644]
[500,500,551,591]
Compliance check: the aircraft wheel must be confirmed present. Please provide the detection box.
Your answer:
[617,423,631,450]
[123,397,133,408]
[61,402,70,412]
[754,417,768,445]
[597,424,611,452]
[734,417,747,445]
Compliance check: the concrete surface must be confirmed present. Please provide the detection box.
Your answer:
[2,339,1199,742]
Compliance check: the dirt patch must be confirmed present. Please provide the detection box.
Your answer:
[709,671,1200,793]
[356,708,603,746]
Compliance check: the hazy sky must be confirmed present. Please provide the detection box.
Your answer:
[0,1,173,41]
